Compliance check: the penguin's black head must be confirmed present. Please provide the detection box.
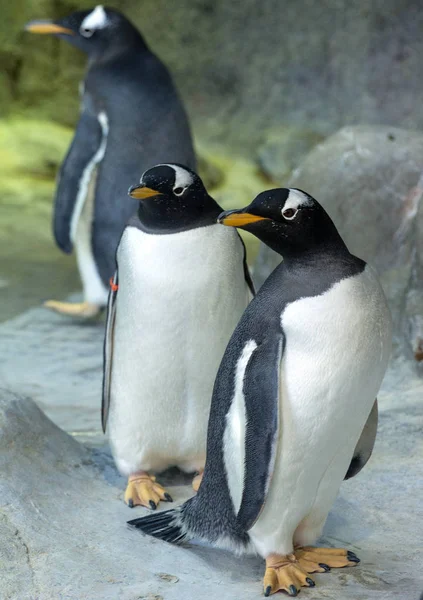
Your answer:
[218,188,345,257]
[25,6,144,58]
[128,164,222,234]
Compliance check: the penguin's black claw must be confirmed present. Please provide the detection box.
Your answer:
[347,555,360,564]
[164,493,173,502]
[289,584,298,597]
[347,551,360,562]
[264,585,272,597]
[128,498,134,508]
[306,578,315,587]
[149,500,157,510]
[319,563,331,572]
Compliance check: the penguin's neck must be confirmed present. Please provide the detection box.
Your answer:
[287,237,349,261]
[89,33,149,66]
[135,201,222,235]
[280,241,365,283]
[260,243,366,307]
[262,220,350,263]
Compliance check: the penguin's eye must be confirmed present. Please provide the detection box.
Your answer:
[80,27,94,37]
[173,187,185,196]
[282,208,298,220]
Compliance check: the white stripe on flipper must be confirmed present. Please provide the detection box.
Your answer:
[74,174,108,305]
[70,111,109,305]
[70,111,108,243]
[223,339,258,514]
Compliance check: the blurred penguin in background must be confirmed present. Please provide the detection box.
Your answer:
[25,6,196,317]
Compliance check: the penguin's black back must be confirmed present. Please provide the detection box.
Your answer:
[84,44,196,284]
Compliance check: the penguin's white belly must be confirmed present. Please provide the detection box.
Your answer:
[249,266,392,556]
[109,225,250,476]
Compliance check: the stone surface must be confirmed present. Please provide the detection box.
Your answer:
[0,307,422,599]
[0,305,104,438]
[256,125,423,365]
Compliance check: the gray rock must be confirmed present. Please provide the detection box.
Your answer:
[255,125,423,365]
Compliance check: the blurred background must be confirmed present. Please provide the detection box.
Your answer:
[1,0,423,320]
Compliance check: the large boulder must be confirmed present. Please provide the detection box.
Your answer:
[255,126,423,364]
[0,388,191,600]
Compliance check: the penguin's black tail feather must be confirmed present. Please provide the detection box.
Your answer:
[128,507,190,545]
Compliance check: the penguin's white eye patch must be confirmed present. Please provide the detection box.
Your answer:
[282,208,298,220]
[80,27,94,37]
[80,6,108,36]
[173,187,185,196]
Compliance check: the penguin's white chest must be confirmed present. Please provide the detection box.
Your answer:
[248,267,392,556]
[109,225,250,476]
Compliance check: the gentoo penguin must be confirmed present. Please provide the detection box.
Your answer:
[102,164,254,509]
[129,188,392,596]
[25,6,196,317]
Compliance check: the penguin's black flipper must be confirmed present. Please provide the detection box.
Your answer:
[236,334,284,531]
[54,109,102,253]
[102,271,118,433]
[344,399,378,480]
[237,232,256,296]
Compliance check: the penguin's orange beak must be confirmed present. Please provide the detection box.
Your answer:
[218,210,268,227]
[25,20,75,35]
[128,185,163,200]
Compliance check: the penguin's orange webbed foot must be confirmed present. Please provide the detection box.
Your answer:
[192,469,204,492]
[263,554,315,596]
[294,546,360,574]
[44,300,102,318]
[124,472,173,510]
